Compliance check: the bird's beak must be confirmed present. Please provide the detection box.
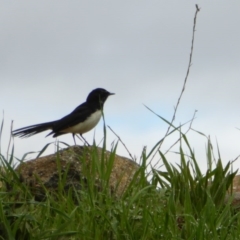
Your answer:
[109,92,115,96]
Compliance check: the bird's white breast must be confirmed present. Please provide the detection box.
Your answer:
[62,110,102,134]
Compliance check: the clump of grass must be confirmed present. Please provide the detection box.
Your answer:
[0,114,240,240]
[152,133,239,239]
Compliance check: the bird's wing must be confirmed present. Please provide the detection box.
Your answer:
[51,102,97,133]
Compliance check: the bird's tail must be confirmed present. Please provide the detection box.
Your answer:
[12,122,54,138]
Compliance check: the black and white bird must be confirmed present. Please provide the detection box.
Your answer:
[12,88,114,145]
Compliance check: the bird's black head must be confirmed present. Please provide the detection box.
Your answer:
[86,88,114,105]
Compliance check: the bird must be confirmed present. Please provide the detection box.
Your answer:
[12,88,114,145]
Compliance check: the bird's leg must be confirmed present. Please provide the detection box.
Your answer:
[79,134,90,146]
[72,133,76,145]
[76,134,90,146]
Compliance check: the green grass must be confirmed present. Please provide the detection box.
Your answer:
[0,120,240,240]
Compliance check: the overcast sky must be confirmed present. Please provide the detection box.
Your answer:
[1,1,240,172]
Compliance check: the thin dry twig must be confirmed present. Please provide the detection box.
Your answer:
[151,5,200,161]
[151,110,198,170]
[232,155,240,164]
[108,125,135,161]
[164,110,197,155]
